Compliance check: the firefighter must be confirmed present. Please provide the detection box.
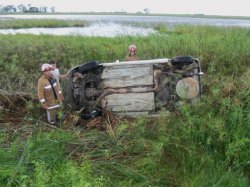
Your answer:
[125,44,138,61]
[37,63,64,125]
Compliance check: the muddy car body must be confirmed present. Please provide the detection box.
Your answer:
[66,56,203,118]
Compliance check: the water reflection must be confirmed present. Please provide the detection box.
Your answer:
[0,23,157,37]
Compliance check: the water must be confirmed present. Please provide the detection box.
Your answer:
[0,23,156,37]
[1,14,250,37]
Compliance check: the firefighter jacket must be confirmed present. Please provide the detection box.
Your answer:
[125,54,138,62]
[37,75,62,107]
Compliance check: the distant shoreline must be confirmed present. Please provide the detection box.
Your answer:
[0,12,250,20]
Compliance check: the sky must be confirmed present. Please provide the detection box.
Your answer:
[1,0,250,17]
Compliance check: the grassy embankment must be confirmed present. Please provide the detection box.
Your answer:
[0,23,249,186]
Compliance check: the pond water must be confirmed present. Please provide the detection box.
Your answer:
[0,23,157,37]
[1,14,250,37]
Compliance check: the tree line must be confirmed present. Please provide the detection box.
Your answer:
[0,4,55,13]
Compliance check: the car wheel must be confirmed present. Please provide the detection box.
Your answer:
[77,61,102,74]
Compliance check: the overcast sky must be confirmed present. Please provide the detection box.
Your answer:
[1,0,250,17]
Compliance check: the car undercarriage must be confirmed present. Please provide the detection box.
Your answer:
[66,56,203,118]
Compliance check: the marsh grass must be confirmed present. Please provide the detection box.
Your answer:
[0,24,249,186]
[0,19,88,29]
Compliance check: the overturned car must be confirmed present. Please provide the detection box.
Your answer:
[66,56,203,118]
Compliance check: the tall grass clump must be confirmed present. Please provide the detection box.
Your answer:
[0,126,104,186]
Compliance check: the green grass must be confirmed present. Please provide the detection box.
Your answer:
[0,24,249,186]
[0,19,89,29]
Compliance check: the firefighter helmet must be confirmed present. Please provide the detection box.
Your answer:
[41,63,54,72]
[129,44,137,52]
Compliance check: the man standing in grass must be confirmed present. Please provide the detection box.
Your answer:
[125,44,138,61]
[37,63,64,125]
[48,60,68,90]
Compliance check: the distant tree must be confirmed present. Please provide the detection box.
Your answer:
[40,6,48,13]
[51,6,55,13]
[28,7,39,13]
[17,4,28,12]
[143,8,150,14]
[0,4,53,13]
[1,5,17,13]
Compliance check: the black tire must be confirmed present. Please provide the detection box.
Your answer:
[77,61,102,74]
[171,56,193,66]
